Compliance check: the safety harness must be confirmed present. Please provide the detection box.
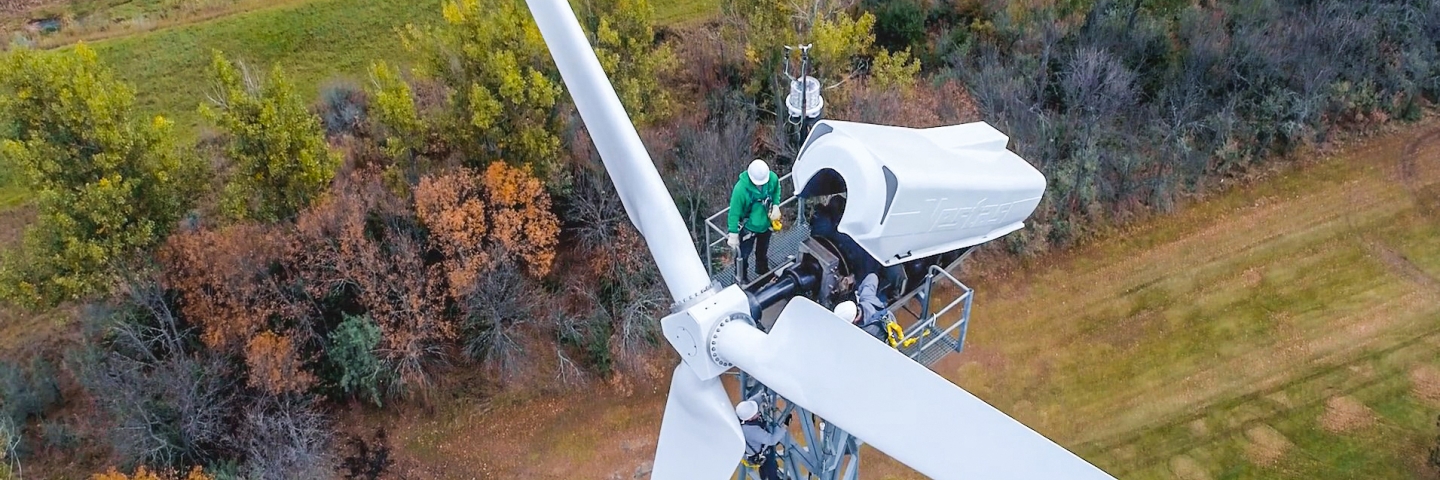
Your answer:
[741,419,776,467]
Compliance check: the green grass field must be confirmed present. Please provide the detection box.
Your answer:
[88,0,444,135]
[82,0,717,135]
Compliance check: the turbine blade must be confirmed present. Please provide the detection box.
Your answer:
[714,298,1114,480]
[525,0,711,303]
[652,364,746,480]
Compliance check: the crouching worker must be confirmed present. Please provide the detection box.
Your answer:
[832,273,890,342]
[834,273,915,347]
[737,395,790,480]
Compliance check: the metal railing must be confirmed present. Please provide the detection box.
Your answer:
[701,172,808,288]
[888,260,975,367]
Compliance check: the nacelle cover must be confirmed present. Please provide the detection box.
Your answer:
[792,120,1046,266]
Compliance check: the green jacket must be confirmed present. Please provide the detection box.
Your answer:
[727,171,781,234]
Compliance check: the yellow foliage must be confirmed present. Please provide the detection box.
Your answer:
[811,11,877,80]
[869,48,922,90]
[92,466,213,480]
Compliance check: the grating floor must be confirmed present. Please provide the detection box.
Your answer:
[706,222,813,288]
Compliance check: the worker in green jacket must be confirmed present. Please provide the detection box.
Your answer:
[727,159,782,282]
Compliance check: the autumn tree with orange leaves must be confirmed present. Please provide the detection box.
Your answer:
[415,162,559,293]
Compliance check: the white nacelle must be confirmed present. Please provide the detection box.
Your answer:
[792,120,1046,267]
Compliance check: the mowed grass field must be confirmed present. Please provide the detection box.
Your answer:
[82,0,717,135]
[88,0,444,135]
[871,123,1440,479]
[370,123,1440,479]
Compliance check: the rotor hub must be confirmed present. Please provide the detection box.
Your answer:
[708,313,755,368]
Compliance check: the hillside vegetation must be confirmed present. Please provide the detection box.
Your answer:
[372,121,1440,480]
[0,0,1436,477]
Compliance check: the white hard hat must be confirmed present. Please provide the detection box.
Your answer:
[736,400,759,420]
[747,159,770,185]
[832,301,858,322]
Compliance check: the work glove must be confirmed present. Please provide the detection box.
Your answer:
[727,233,740,251]
[769,205,782,221]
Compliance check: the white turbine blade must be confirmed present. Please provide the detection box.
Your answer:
[652,364,745,480]
[526,0,711,303]
[714,298,1114,480]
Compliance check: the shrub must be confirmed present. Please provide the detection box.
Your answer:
[0,358,60,431]
[954,0,1440,250]
[39,420,76,452]
[234,396,333,480]
[326,315,385,406]
[316,81,368,138]
[873,0,926,52]
[459,263,535,382]
[82,279,235,468]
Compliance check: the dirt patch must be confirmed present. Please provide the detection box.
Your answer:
[0,204,36,249]
[1319,396,1376,433]
[1410,366,1440,406]
[1188,419,1209,438]
[1241,267,1264,287]
[1243,424,1292,466]
[1169,455,1213,480]
[1366,240,1440,294]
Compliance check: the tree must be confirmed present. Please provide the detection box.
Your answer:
[0,44,202,306]
[401,0,564,175]
[366,61,426,170]
[872,0,926,52]
[244,331,316,396]
[414,162,560,289]
[202,52,340,222]
[722,0,878,89]
[576,0,679,126]
[160,224,287,353]
[289,176,451,393]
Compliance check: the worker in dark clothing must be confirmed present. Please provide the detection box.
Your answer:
[811,196,904,298]
[831,273,888,342]
[736,393,789,480]
[727,159,782,283]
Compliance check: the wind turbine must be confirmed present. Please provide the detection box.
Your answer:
[524,0,1116,478]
